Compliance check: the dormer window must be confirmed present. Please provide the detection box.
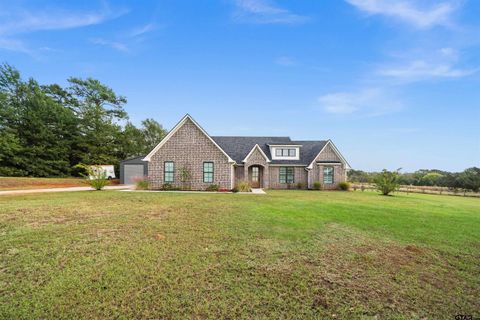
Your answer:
[269,145,301,160]
[275,148,296,157]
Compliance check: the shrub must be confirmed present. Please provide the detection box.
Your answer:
[162,183,174,190]
[374,169,400,196]
[231,186,239,193]
[313,181,322,190]
[296,182,304,189]
[361,185,365,192]
[338,181,350,191]
[134,177,149,190]
[206,184,219,192]
[236,180,251,192]
[75,164,109,190]
[89,175,109,190]
[179,166,192,190]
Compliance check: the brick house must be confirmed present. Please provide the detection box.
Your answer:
[143,114,350,190]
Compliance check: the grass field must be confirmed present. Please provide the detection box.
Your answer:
[1,190,478,319]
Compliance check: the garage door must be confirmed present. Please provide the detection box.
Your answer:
[124,165,145,184]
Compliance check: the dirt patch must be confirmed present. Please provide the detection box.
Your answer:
[405,244,423,253]
[155,234,166,240]
[300,223,480,318]
[0,177,120,191]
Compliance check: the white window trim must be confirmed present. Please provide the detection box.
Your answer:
[323,166,334,184]
[316,162,343,166]
[269,145,301,161]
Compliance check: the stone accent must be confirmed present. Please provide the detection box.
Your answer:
[310,143,347,189]
[243,146,269,188]
[148,118,233,190]
[269,166,308,189]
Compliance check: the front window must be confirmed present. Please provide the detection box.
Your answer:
[203,162,214,183]
[279,167,294,184]
[323,166,334,184]
[164,161,174,183]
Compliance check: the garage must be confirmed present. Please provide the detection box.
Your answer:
[120,156,148,185]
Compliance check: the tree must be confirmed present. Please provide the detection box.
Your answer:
[347,169,372,183]
[0,63,170,178]
[374,169,401,196]
[0,64,77,176]
[117,122,144,160]
[458,167,480,192]
[66,77,128,166]
[420,172,443,186]
[141,118,166,152]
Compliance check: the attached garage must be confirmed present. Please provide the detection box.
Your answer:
[120,156,148,184]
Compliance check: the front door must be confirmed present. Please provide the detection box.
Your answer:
[251,166,260,188]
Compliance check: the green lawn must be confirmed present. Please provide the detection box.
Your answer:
[1,190,479,319]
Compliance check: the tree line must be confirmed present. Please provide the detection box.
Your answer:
[348,168,480,192]
[0,63,166,177]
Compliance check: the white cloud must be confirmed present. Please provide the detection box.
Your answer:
[0,5,127,54]
[318,88,402,116]
[0,38,31,54]
[129,23,157,37]
[379,60,475,79]
[378,47,477,81]
[345,0,457,28]
[233,0,308,24]
[0,9,126,36]
[90,38,129,52]
[275,56,297,66]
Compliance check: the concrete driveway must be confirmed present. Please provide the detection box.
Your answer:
[0,185,133,196]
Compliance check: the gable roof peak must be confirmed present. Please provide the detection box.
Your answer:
[143,114,235,163]
[242,144,271,163]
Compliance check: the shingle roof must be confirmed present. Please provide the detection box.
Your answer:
[211,136,328,165]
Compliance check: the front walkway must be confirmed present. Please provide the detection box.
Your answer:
[0,185,133,196]
[251,188,266,194]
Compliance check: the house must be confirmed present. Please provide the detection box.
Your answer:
[142,114,350,190]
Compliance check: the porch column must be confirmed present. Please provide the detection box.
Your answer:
[263,164,269,188]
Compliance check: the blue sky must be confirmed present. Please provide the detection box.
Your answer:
[1,0,479,171]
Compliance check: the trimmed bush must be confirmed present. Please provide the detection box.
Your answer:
[231,187,239,193]
[206,184,219,192]
[296,182,304,189]
[313,181,322,190]
[338,181,350,191]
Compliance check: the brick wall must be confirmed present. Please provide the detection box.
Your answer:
[268,166,308,189]
[148,119,233,190]
[311,143,346,189]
